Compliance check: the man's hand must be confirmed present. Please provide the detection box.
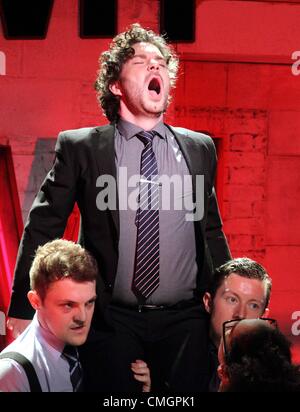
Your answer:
[131,359,151,392]
[6,317,32,339]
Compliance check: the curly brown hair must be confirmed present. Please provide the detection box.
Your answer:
[95,23,179,122]
[225,321,300,392]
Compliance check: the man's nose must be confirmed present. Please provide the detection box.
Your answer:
[233,304,247,320]
[148,59,159,71]
[74,306,87,322]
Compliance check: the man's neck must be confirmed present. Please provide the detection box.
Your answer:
[119,111,164,131]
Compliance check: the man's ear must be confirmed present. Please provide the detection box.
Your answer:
[109,81,122,97]
[203,292,213,314]
[262,307,270,317]
[27,290,42,310]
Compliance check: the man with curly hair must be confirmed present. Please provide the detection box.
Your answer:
[218,318,300,392]
[7,24,231,391]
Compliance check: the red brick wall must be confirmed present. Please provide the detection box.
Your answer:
[0,0,300,359]
[169,57,300,359]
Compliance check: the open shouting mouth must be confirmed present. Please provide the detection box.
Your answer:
[148,76,162,99]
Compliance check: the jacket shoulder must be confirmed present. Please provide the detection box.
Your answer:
[169,126,215,150]
[56,124,114,148]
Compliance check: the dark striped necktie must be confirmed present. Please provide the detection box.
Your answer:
[132,130,160,302]
[62,345,83,392]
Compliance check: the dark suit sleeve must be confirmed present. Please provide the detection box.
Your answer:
[8,132,78,319]
[205,138,231,269]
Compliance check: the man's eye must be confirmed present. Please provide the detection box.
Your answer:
[225,296,237,304]
[249,302,260,310]
[86,300,95,308]
[62,303,72,309]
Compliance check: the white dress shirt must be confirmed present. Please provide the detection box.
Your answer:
[0,314,73,392]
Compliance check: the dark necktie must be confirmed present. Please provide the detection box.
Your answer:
[62,345,83,392]
[132,130,160,302]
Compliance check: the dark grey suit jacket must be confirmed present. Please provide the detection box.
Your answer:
[8,123,231,326]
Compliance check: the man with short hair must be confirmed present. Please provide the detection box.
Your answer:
[0,239,146,392]
[0,239,97,392]
[203,257,272,391]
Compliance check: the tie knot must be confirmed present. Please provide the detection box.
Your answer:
[62,345,79,363]
[137,130,156,146]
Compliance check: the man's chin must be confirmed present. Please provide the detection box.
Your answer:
[66,333,89,347]
[144,102,167,117]
[67,337,87,347]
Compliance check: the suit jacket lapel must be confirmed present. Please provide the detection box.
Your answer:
[168,126,207,236]
[93,124,119,237]
[167,126,205,198]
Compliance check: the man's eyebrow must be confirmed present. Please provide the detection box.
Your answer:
[222,289,239,297]
[57,299,76,304]
[132,54,165,61]
[87,295,97,303]
[57,295,97,305]
[222,290,264,303]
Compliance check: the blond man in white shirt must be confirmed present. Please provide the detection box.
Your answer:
[0,239,148,392]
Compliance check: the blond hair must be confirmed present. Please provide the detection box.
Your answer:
[29,239,98,300]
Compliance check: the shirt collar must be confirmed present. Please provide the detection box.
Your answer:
[117,117,167,141]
